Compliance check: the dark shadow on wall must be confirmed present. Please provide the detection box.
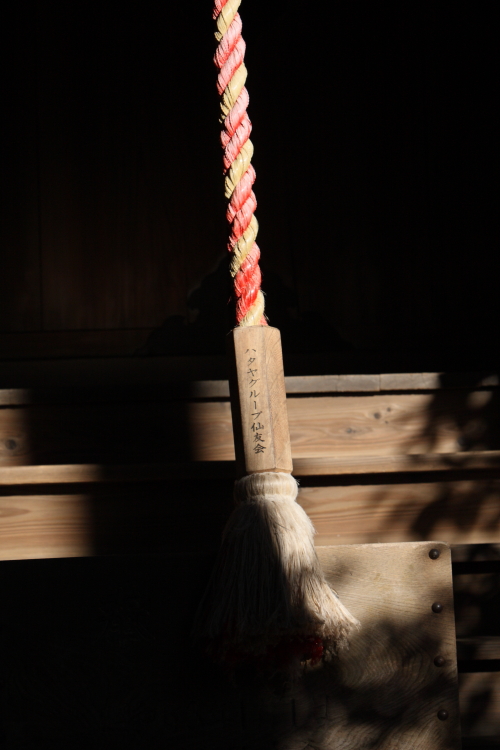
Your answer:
[0,550,460,749]
[135,256,353,358]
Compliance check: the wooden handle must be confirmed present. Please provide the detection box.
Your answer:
[227,325,293,477]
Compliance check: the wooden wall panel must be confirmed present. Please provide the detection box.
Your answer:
[0,13,41,332]
[0,330,154,360]
[35,6,194,330]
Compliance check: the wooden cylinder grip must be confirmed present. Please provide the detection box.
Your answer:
[227,326,293,477]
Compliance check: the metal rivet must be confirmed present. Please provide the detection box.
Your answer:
[437,709,449,721]
[5,439,17,450]
[434,655,445,667]
[429,548,440,560]
[432,602,443,614]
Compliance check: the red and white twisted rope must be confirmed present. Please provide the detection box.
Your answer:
[213,0,266,326]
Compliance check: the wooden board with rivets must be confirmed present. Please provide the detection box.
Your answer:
[233,541,461,750]
[308,542,461,749]
[0,542,460,749]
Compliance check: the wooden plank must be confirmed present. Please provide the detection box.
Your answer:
[294,452,500,475]
[0,462,235,485]
[312,542,460,748]
[2,370,498,400]
[1,452,500,486]
[189,391,500,461]
[2,391,499,467]
[0,494,95,560]
[379,373,500,391]
[2,478,500,560]
[457,638,500,661]
[336,374,381,392]
[0,481,232,561]
[381,373,442,390]
[296,480,500,547]
[459,673,500,738]
[0,401,201,466]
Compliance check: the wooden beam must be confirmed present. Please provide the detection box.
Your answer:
[1,371,498,402]
[293,452,500,475]
[297,480,500,547]
[0,462,235,485]
[189,392,499,462]
[0,482,232,561]
[2,479,500,560]
[1,451,500,486]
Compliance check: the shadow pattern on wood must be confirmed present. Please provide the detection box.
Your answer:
[0,543,460,749]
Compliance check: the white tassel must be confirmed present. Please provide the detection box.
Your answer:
[194,472,360,661]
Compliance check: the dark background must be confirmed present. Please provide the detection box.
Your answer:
[1,1,497,373]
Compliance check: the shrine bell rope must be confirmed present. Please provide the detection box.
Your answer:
[193,0,360,667]
[213,0,265,326]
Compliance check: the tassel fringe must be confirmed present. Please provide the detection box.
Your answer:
[194,472,359,662]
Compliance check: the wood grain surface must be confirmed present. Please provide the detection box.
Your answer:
[189,390,500,461]
[1,370,497,392]
[2,479,500,562]
[35,7,190,330]
[227,326,293,475]
[302,542,461,748]
[3,390,494,467]
[297,479,500,547]
[2,451,500,486]
[0,482,232,561]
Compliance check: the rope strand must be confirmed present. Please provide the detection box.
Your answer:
[213,0,266,326]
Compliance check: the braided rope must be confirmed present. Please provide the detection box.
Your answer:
[213,0,266,326]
